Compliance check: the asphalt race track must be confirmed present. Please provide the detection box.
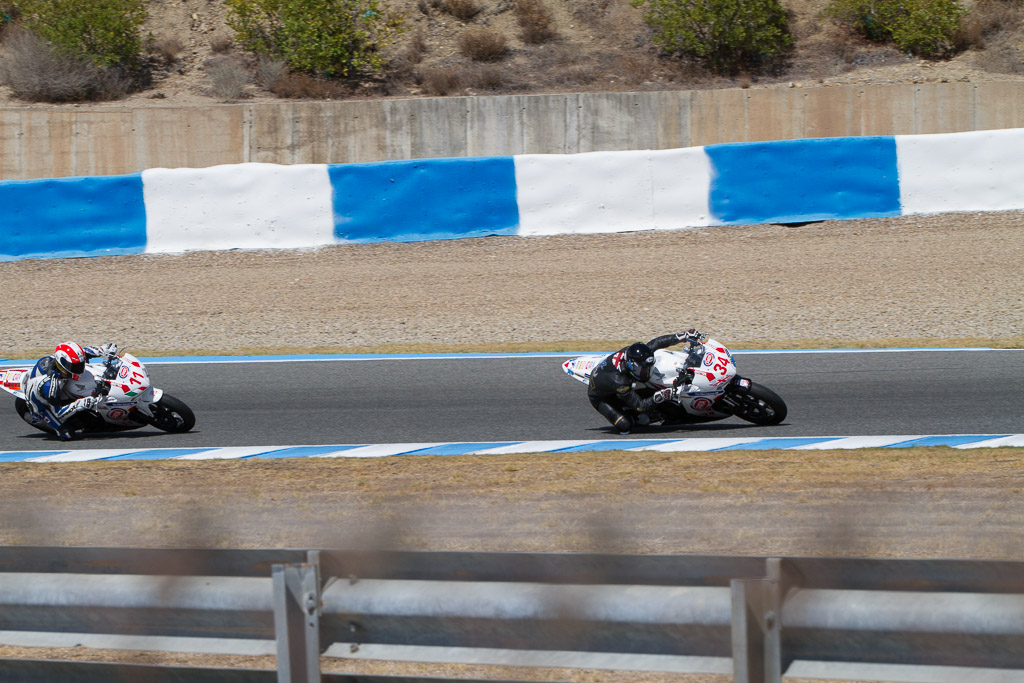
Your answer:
[0,349,1021,451]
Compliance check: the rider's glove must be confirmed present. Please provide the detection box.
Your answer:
[652,388,673,404]
[98,343,118,358]
[678,328,703,341]
[74,396,98,412]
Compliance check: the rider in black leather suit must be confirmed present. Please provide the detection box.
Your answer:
[587,330,702,434]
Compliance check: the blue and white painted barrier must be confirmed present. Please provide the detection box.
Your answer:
[0,435,1021,462]
[3,128,1024,261]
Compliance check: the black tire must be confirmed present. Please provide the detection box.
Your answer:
[729,382,787,426]
[15,398,50,434]
[149,394,195,433]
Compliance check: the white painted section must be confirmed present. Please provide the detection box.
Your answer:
[953,434,1024,448]
[313,443,439,458]
[514,147,713,236]
[633,438,761,452]
[896,128,1024,214]
[142,163,335,253]
[174,446,271,460]
[470,440,595,454]
[792,436,924,450]
[27,449,139,463]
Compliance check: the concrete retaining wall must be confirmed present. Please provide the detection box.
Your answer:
[4,128,1023,261]
[3,82,1024,180]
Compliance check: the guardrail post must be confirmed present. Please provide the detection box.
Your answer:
[273,555,322,683]
[731,558,801,683]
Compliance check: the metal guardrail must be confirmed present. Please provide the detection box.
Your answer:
[0,547,1022,683]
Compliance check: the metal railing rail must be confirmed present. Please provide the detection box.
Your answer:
[0,546,1021,683]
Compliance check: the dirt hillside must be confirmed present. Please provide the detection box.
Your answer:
[2,0,1024,106]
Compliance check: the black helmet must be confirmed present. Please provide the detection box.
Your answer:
[624,342,655,382]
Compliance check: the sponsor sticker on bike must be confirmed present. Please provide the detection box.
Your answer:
[118,366,129,379]
[691,397,713,411]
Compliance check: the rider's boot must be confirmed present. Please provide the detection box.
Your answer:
[597,403,633,435]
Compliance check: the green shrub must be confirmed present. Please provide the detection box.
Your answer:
[630,0,792,74]
[14,0,147,68]
[824,0,968,58]
[225,0,403,78]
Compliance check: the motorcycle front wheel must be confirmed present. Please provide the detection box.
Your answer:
[149,394,196,433]
[727,382,787,425]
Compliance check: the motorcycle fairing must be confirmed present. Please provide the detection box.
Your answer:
[0,368,28,400]
[563,338,739,419]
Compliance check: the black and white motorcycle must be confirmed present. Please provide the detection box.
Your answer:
[1,348,195,439]
[563,335,787,427]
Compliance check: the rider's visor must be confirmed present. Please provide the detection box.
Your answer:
[60,361,85,378]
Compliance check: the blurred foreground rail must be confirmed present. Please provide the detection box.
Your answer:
[0,547,1022,683]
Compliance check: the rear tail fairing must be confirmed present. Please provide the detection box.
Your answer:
[0,368,29,400]
[562,354,606,384]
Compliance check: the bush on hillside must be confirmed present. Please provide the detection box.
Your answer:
[630,0,793,74]
[458,27,508,61]
[515,0,558,44]
[13,0,147,68]
[225,0,403,78]
[824,0,969,58]
[0,26,132,101]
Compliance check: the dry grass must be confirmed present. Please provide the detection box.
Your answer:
[0,27,110,102]
[458,26,509,61]
[515,0,559,44]
[268,71,351,99]
[204,56,249,101]
[441,0,480,21]
[152,36,184,65]
[418,64,469,94]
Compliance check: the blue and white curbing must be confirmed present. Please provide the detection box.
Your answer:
[3,128,1024,261]
[1,435,1021,462]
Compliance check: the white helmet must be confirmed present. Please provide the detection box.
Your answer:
[54,342,86,380]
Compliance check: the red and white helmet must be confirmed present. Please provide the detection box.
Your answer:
[54,342,86,379]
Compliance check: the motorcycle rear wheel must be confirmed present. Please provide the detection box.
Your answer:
[149,394,196,433]
[728,382,787,425]
[15,398,50,434]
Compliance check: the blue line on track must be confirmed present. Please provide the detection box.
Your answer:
[0,347,1007,367]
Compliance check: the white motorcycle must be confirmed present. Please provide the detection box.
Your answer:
[1,350,195,439]
[563,336,787,427]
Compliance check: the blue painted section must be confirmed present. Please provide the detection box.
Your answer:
[0,435,1019,462]
[714,437,839,450]
[405,442,518,455]
[329,156,519,242]
[554,440,672,452]
[106,448,216,460]
[886,435,1010,448]
[705,136,901,225]
[256,445,364,459]
[0,451,63,462]
[0,173,147,261]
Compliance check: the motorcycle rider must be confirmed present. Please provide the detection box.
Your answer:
[587,329,703,434]
[21,341,118,441]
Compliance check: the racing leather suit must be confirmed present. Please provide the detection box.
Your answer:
[23,346,106,440]
[586,334,690,433]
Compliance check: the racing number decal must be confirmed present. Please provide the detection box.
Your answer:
[127,370,145,386]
